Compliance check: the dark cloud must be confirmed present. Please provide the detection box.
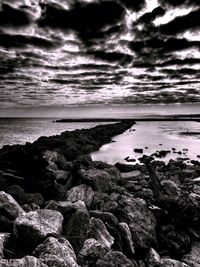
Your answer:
[139,6,165,23]
[0,3,31,26]
[39,1,125,38]
[0,33,61,49]
[160,8,200,35]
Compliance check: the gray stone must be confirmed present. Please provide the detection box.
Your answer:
[96,251,138,267]
[182,242,200,267]
[14,209,63,248]
[161,258,189,267]
[87,217,114,250]
[0,256,48,267]
[66,185,94,208]
[34,236,79,267]
[145,248,161,267]
[0,233,11,259]
[161,180,181,197]
[119,222,135,256]
[0,191,25,219]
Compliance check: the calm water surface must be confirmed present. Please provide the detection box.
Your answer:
[92,121,200,164]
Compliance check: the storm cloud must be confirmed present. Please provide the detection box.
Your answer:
[0,0,200,110]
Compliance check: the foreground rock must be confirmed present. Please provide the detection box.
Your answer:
[34,237,79,267]
[0,256,47,267]
[14,209,63,249]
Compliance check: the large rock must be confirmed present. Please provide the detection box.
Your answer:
[161,258,189,267]
[34,237,79,267]
[96,251,138,267]
[0,233,11,259]
[118,222,135,256]
[161,180,181,197]
[87,217,114,250]
[0,256,48,267]
[0,191,25,219]
[145,248,161,267]
[14,209,63,249]
[78,238,108,266]
[182,242,200,266]
[64,208,90,253]
[78,168,113,193]
[66,185,94,208]
[116,196,157,249]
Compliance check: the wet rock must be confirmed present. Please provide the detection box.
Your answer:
[96,251,138,267]
[78,168,112,193]
[161,180,181,197]
[34,236,79,267]
[134,148,143,153]
[64,207,90,254]
[116,196,157,250]
[14,209,63,249]
[0,256,48,267]
[87,217,114,250]
[0,233,11,259]
[78,238,108,266]
[66,184,94,208]
[182,242,200,266]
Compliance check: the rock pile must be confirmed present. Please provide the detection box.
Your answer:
[0,121,200,266]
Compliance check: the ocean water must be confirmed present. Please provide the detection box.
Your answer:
[91,121,200,164]
[0,118,108,148]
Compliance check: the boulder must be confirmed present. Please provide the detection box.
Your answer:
[120,171,142,180]
[145,248,161,267]
[161,258,189,267]
[66,185,94,208]
[78,238,108,266]
[96,251,138,267]
[87,217,114,250]
[115,162,136,173]
[14,209,63,249]
[116,196,157,249]
[78,168,113,193]
[182,242,200,267]
[64,208,90,254]
[34,236,79,267]
[0,256,48,267]
[0,191,25,219]
[160,180,181,197]
[46,200,86,220]
[118,222,135,256]
[0,233,11,259]
[89,210,118,226]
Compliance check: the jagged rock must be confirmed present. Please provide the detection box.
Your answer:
[46,200,86,219]
[145,248,161,267]
[182,242,200,267]
[78,168,113,193]
[160,180,181,197]
[116,196,157,249]
[78,238,108,266]
[66,185,94,208]
[64,207,90,254]
[0,256,48,267]
[0,233,11,259]
[96,251,138,267]
[89,210,118,225]
[0,191,25,219]
[161,258,189,267]
[14,209,63,249]
[21,203,40,212]
[120,170,142,180]
[118,222,135,256]
[34,236,79,267]
[87,217,114,250]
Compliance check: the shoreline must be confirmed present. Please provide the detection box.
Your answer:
[0,120,200,266]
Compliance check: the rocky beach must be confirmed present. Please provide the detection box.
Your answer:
[0,120,200,267]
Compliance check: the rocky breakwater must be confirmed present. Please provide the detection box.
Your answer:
[0,120,200,266]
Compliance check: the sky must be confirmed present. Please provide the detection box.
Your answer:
[0,0,200,116]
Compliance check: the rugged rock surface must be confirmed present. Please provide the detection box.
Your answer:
[0,256,48,267]
[14,209,63,249]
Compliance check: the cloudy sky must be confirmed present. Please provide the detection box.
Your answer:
[0,0,200,116]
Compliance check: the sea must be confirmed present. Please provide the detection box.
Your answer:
[0,117,200,164]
